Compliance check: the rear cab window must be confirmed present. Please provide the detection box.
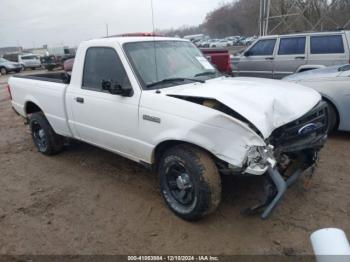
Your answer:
[278,37,306,55]
[247,39,276,56]
[310,35,345,54]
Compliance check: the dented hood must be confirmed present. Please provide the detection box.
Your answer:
[164,77,321,138]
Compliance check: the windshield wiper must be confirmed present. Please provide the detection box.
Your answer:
[147,78,204,88]
[194,71,218,77]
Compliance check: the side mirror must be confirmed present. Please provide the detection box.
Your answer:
[101,80,133,97]
[244,51,250,57]
[61,72,71,84]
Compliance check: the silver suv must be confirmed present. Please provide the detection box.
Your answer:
[232,30,350,79]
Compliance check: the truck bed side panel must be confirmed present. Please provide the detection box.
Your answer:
[9,77,72,137]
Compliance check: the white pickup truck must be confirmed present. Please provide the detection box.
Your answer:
[8,36,328,221]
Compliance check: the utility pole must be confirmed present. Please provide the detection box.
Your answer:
[259,0,271,36]
[106,24,109,37]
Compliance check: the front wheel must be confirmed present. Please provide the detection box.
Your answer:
[29,112,64,155]
[159,145,221,221]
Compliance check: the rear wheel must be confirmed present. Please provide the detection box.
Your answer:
[29,112,64,155]
[0,67,7,75]
[326,101,338,133]
[159,145,221,221]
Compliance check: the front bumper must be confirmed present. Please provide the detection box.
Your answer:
[261,153,318,219]
[243,134,326,219]
[7,66,22,72]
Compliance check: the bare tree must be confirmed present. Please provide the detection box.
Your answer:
[162,0,350,38]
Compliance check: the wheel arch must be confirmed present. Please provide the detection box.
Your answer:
[296,65,325,73]
[152,140,219,168]
[24,100,43,116]
[322,96,340,130]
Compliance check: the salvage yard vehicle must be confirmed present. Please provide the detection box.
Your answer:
[3,53,41,71]
[18,54,41,70]
[8,35,328,221]
[284,64,350,132]
[232,30,350,79]
[0,58,22,75]
[200,48,232,75]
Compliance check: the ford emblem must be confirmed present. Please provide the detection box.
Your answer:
[298,123,318,135]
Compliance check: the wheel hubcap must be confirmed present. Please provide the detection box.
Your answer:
[32,121,47,151]
[166,163,194,205]
[176,174,191,191]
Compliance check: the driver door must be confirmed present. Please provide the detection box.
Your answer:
[237,38,277,78]
[67,46,142,160]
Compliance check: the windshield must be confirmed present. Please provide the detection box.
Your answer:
[123,41,220,89]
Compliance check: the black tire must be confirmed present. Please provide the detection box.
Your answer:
[159,144,221,221]
[326,102,338,133]
[0,67,7,75]
[29,112,64,155]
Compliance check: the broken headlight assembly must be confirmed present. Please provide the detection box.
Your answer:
[244,145,276,175]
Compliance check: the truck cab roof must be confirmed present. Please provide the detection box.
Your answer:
[83,36,188,46]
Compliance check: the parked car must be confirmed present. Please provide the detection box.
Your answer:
[243,36,257,46]
[216,39,231,48]
[284,64,350,132]
[8,35,328,221]
[63,58,75,72]
[200,48,232,74]
[0,58,22,75]
[201,39,212,48]
[232,30,350,79]
[40,53,75,71]
[3,53,41,70]
[209,39,221,47]
[19,54,41,70]
[40,55,61,71]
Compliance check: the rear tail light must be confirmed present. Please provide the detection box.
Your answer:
[7,84,12,100]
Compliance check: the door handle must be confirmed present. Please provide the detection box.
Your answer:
[75,97,84,103]
[265,57,274,60]
[295,56,305,60]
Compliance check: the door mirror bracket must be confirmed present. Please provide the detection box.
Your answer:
[101,80,133,97]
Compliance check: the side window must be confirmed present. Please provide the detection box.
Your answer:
[248,39,276,56]
[278,37,306,55]
[311,35,344,54]
[82,47,131,91]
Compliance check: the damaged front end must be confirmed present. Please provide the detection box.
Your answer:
[243,101,328,219]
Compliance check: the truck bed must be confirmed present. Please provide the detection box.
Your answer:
[9,72,72,137]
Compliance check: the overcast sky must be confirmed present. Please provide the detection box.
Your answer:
[0,0,227,48]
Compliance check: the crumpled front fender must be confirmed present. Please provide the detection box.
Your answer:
[152,112,266,168]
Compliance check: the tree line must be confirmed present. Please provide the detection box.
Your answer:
[161,0,350,37]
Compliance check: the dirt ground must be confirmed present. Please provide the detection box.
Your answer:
[0,75,349,256]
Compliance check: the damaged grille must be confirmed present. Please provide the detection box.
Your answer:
[270,101,328,150]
